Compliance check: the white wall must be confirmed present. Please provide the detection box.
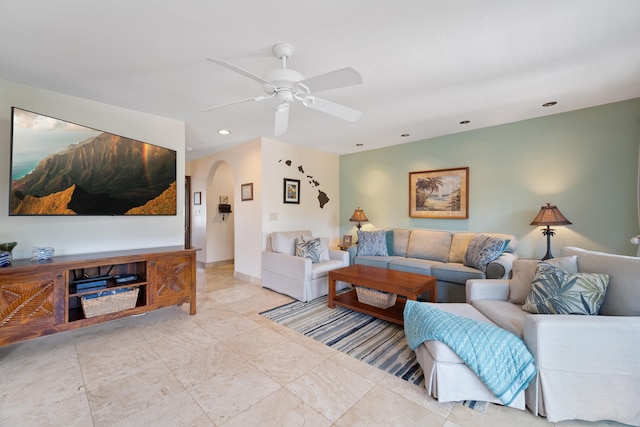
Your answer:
[189,139,262,279]
[187,137,340,282]
[0,79,186,260]
[261,138,341,246]
[206,161,234,263]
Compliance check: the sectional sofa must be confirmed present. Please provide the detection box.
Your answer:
[411,246,640,425]
[347,228,518,302]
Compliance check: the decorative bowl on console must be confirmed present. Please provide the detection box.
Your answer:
[32,246,55,260]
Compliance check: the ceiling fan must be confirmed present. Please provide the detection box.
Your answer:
[201,43,363,136]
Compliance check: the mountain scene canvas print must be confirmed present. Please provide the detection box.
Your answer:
[10,108,177,216]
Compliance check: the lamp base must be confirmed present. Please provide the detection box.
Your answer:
[541,226,554,260]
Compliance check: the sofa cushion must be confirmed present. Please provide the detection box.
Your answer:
[295,237,322,263]
[388,257,444,275]
[522,263,609,315]
[431,263,485,285]
[407,230,452,262]
[318,237,331,262]
[357,230,389,256]
[463,234,506,272]
[508,256,578,304]
[561,246,640,316]
[271,230,312,255]
[471,299,527,337]
[449,232,475,263]
[392,229,411,257]
[354,256,397,269]
[508,259,539,304]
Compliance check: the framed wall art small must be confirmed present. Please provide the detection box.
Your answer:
[241,183,253,201]
[409,167,469,219]
[283,178,300,204]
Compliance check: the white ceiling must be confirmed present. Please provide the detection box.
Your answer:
[1,0,639,161]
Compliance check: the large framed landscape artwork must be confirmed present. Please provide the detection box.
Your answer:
[409,167,469,219]
[9,107,177,216]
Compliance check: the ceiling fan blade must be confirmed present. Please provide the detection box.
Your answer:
[199,95,269,113]
[274,103,289,136]
[298,67,362,93]
[302,96,361,122]
[206,58,275,88]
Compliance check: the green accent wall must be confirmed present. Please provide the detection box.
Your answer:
[340,98,640,258]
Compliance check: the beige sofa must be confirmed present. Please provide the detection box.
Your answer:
[348,229,518,302]
[413,246,640,425]
[261,230,350,302]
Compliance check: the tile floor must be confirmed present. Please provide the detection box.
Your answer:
[0,265,625,426]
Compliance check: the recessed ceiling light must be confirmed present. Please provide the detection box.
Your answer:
[186,147,193,151]
[217,129,231,135]
[401,133,410,137]
[459,120,470,125]
[542,101,557,107]
[356,143,364,146]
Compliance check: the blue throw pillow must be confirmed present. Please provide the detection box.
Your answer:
[386,230,395,256]
[357,230,389,256]
[463,234,507,272]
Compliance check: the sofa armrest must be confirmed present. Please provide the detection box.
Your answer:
[466,279,510,303]
[261,250,312,280]
[329,248,349,265]
[485,252,518,279]
[347,245,358,265]
[524,314,640,373]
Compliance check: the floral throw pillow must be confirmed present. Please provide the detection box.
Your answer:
[523,263,609,315]
[357,230,389,256]
[463,234,507,272]
[295,236,321,263]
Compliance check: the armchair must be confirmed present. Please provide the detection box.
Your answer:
[261,230,350,302]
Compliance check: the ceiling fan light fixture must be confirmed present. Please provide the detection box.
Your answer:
[204,43,362,136]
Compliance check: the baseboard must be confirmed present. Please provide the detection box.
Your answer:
[201,259,234,268]
[234,271,261,285]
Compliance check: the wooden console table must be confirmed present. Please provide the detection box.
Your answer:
[328,264,437,325]
[0,246,197,346]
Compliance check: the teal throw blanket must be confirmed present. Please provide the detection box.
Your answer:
[404,301,536,405]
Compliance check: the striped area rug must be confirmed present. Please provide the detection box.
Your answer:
[260,294,424,387]
[260,294,489,413]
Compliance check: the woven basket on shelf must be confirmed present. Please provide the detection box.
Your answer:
[355,286,397,309]
[81,287,139,318]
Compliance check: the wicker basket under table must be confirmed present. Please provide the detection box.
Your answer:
[355,286,397,309]
[81,287,140,318]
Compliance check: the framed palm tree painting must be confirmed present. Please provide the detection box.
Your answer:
[409,167,469,218]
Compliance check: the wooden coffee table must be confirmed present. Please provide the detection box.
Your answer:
[328,264,437,325]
